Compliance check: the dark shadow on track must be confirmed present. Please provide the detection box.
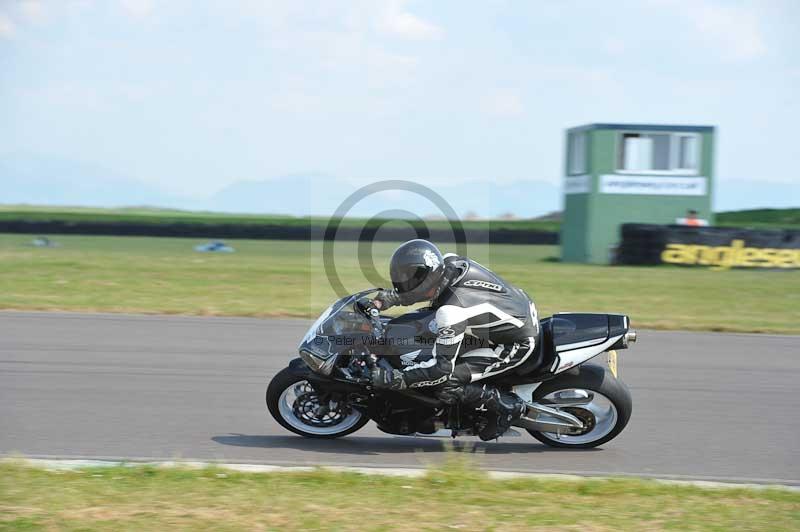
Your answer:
[211,434,601,455]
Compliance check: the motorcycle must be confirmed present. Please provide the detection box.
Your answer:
[267,289,637,448]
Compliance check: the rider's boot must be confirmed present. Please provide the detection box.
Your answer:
[479,388,525,441]
[461,384,525,441]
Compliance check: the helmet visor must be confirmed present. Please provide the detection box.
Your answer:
[392,265,430,294]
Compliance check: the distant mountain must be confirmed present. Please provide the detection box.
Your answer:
[2,153,796,218]
[209,177,798,219]
[0,153,560,218]
[209,174,346,216]
[0,153,185,208]
[207,175,561,219]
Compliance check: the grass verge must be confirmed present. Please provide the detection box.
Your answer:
[1,234,798,333]
[1,460,797,531]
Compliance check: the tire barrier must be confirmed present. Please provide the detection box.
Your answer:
[616,223,800,269]
[0,220,559,245]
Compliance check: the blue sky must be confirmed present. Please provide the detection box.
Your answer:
[1,0,798,214]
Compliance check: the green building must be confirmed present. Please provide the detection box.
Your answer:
[560,123,715,264]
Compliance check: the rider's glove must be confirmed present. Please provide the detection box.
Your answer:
[370,366,407,390]
[356,297,379,315]
[436,376,465,405]
[374,289,403,310]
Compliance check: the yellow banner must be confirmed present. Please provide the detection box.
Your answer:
[661,239,800,270]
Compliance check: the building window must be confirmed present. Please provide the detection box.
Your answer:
[676,134,698,170]
[567,131,587,175]
[617,132,700,174]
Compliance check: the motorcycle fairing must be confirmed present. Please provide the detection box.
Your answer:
[546,313,628,374]
[383,310,630,378]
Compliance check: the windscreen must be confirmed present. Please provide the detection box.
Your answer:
[300,290,377,359]
[318,297,372,337]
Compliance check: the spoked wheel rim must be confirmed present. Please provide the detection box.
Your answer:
[537,388,619,445]
[277,380,363,436]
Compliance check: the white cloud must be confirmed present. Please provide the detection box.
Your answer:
[120,0,154,19]
[0,14,15,39]
[237,0,443,41]
[232,1,429,95]
[360,47,419,89]
[377,1,443,40]
[691,3,767,60]
[483,88,524,118]
[20,0,46,22]
[652,0,768,61]
[21,82,109,112]
[603,37,626,56]
[538,65,615,85]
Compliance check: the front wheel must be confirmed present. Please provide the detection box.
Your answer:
[526,364,632,448]
[266,367,369,439]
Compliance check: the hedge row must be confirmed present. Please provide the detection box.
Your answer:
[0,220,559,245]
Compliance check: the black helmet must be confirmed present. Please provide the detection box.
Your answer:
[389,239,446,303]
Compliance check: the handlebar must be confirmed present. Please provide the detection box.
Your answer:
[356,297,385,339]
[368,307,385,339]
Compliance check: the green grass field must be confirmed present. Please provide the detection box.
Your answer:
[1,460,797,531]
[1,234,798,333]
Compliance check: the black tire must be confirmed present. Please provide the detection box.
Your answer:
[526,364,632,449]
[266,367,370,439]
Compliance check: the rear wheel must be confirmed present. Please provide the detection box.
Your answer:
[266,367,369,439]
[526,364,632,448]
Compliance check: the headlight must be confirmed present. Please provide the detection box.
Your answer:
[299,349,338,376]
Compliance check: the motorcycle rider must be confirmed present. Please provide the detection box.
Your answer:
[366,239,540,441]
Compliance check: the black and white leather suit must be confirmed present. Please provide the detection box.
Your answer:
[377,254,540,401]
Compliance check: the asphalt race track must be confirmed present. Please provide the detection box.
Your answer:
[2,312,798,485]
